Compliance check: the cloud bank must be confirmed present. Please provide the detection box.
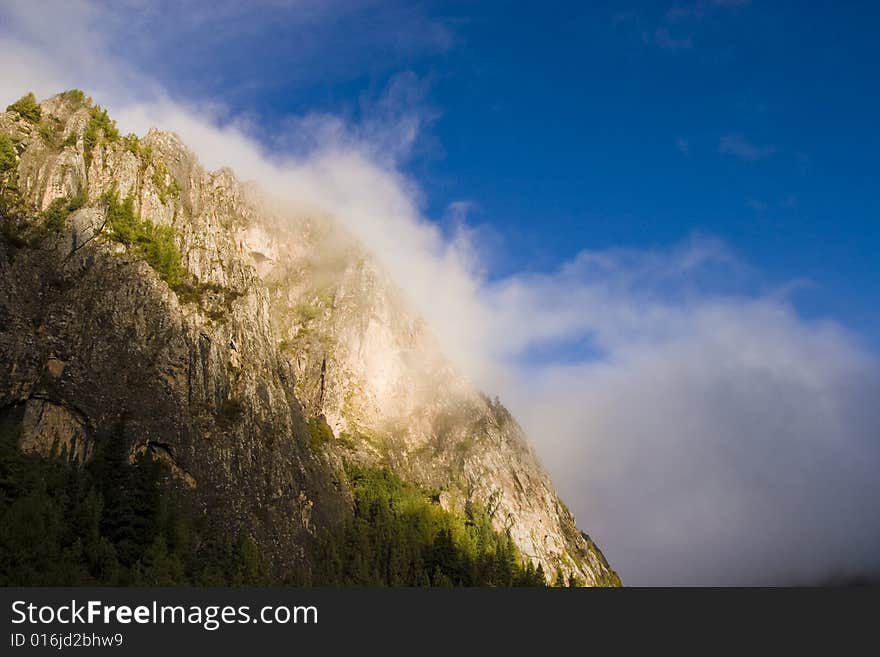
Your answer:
[3,0,879,585]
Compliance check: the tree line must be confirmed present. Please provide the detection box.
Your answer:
[1,417,558,586]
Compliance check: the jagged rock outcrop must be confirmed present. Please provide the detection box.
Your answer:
[0,92,619,585]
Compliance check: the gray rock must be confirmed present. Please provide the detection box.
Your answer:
[0,92,619,585]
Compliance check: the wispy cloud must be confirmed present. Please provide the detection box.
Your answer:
[719,134,777,161]
[612,10,639,27]
[748,196,798,213]
[675,137,691,155]
[274,70,442,169]
[619,0,750,50]
[643,26,693,50]
[667,0,751,21]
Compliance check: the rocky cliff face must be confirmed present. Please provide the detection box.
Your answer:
[0,92,619,585]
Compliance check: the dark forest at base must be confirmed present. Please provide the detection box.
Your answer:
[0,413,568,587]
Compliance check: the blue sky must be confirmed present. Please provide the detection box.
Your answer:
[3,0,880,584]
[96,0,879,347]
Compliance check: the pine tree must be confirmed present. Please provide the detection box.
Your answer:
[554,568,567,587]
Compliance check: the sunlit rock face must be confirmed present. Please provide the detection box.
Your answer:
[0,92,619,585]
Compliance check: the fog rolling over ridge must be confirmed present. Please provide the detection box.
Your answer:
[0,91,619,585]
[1,0,879,585]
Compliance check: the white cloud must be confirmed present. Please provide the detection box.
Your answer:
[3,0,879,585]
[500,258,880,585]
[720,134,777,161]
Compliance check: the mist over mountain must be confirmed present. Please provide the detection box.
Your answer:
[2,1,880,587]
[0,91,619,585]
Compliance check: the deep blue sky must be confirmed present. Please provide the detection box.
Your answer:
[4,0,878,584]
[108,0,879,348]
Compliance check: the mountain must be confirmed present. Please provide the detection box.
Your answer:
[0,91,619,586]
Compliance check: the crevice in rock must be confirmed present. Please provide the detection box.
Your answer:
[319,355,326,407]
[146,439,174,459]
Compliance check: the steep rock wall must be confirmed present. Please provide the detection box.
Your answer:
[0,92,618,585]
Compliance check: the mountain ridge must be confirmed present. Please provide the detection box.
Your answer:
[0,91,620,586]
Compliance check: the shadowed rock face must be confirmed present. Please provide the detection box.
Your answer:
[0,92,620,585]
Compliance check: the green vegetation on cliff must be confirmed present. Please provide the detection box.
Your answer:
[314,466,547,586]
[0,190,87,248]
[58,89,87,107]
[83,104,120,167]
[0,134,17,172]
[151,160,181,204]
[40,191,87,235]
[102,187,183,286]
[6,92,41,124]
[308,416,335,450]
